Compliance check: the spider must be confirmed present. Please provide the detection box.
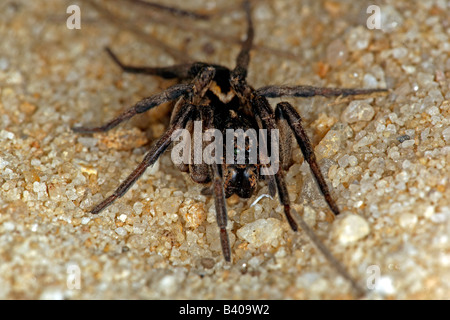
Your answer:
[73,0,385,264]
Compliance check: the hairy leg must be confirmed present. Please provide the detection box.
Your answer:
[105,47,207,79]
[257,85,387,98]
[127,0,211,20]
[90,103,196,214]
[73,66,216,133]
[231,0,254,80]
[251,95,298,231]
[275,101,339,215]
[72,83,193,133]
[211,163,231,262]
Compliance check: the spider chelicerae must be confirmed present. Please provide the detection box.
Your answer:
[73,0,385,272]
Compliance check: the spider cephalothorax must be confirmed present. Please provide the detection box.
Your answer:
[73,1,385,264]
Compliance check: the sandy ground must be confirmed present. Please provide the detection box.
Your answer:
[0,0,449,299]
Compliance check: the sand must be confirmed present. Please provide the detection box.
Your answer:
[0,0,449,299]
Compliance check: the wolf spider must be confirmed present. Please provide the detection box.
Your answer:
[73,1,385,264]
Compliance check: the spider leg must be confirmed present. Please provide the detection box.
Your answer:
[275,101,339,215]
[90,103,196,214]
[276,107,294,171]
[87,65,216,213]
[105,47,206,80]
[72,66,216,133]
[211,163,231,262]
[252,97,365,296]
[231,0,254,80]
[200,105,231,261]
[256,85,387,98]
[265,175,277,198]
[86,0,191,63]
[127,0,211,20]
[72,83,192,133]
[188,108,211,183]
[290,208,366,296]
[251,95,298,231]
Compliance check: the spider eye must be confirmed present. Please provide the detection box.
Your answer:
[228,167,238,183]
[243,167,257,189]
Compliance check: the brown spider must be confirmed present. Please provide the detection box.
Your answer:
[73,1,385,265]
